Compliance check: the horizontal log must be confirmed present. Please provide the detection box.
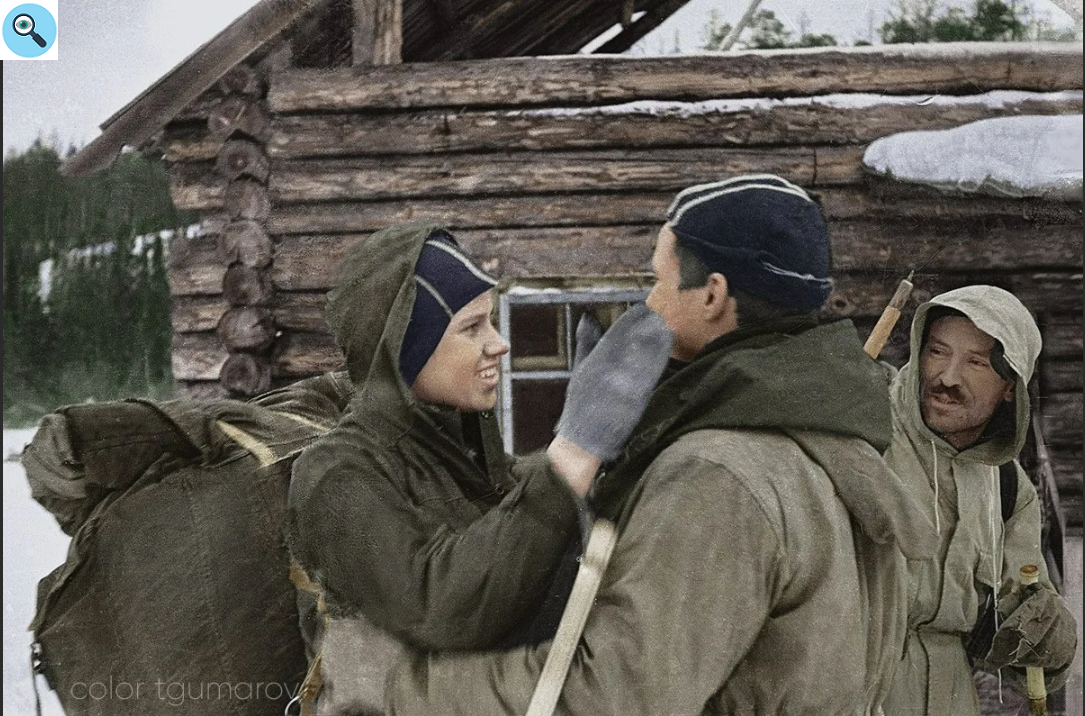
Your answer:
[1039,392,1083,447]
[1012,272,1083,314]
[173,331,342,381]
[172,296,227,333]
[269,192,671,233]
[1042,360,1083,393]
[1043,318,1083,360]
[831,221,1082,273]
[169,162,218,211]
[172,333,227,381]
[173,292,330,334]
[268,147,863,202]
[174,148,862,209]
[265,94,1082,159]
[825,271,1083,321]
[267,220,1081,291]
[818,185,1084,224]
[167,234,226,296]
[268,43,1083,112]
[264,186,1083,235]
[272,332,346,376]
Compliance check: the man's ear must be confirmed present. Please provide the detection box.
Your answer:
[703,272,731,321]
[1001,381,1015,403]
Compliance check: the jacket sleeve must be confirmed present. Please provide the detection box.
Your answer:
[997,462,1076,691]
[292,448,581,651]
[386,449,782,716]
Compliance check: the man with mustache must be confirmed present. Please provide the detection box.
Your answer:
[881,285,1077,715]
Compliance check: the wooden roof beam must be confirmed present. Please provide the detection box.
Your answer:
[353,0,403,65]
[62,0,323,177]
[594,0,692,54]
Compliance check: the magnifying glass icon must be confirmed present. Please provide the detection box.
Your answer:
[13,13,48,48]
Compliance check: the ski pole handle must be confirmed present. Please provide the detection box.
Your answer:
[863,273,914,359]
[1020,564,1048,716]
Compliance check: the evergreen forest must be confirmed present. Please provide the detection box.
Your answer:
[3,141,195,427]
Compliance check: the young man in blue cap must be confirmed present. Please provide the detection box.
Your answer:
[383,175,937,716]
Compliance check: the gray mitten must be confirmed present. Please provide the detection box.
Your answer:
[556,304,674,463]
[986,584,1078,670]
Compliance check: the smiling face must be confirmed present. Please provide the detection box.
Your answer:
[919,315,1015,450]
[411,291,509,411]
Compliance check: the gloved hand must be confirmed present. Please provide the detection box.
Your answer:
[556,304,674,463]
[985,583,1078,670]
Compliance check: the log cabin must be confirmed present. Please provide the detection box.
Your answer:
[62,3,1081,697]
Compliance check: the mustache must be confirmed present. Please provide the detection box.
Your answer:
[928,383,965,402]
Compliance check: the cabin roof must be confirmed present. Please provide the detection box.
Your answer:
[62,0,692,177]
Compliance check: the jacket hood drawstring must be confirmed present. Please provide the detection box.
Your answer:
[988,463,1004,702]
[931,441,941,537]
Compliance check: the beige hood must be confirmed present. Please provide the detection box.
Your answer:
[895,284,1042,465]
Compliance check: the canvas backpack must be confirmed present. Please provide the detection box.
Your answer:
[22,373,351,716]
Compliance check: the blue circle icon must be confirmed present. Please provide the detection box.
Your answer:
[4,4,56,57]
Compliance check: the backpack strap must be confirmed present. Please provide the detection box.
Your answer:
[288,560,329,716]
[215,415,331,716]
[998,461,1018,523]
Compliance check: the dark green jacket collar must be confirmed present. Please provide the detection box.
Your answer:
[594,316,892,516]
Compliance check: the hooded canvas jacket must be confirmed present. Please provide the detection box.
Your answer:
[881,286,1073,715]
[288,223,580,651]
[387,317,938,716]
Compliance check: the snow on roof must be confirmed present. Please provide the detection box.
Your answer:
[862,114,1083,200]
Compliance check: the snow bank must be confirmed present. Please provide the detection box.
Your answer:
[862,114,1083,200]
[4,428,68,716]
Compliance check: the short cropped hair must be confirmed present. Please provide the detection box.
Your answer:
[673,239,807,327]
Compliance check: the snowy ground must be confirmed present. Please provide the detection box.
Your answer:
[4,429,68,716]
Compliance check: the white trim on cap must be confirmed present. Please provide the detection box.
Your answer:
[761,260,833,286]
[415,276,454,318]
[669,182,815,226]
[666,174,813,216]
[425,239,499,286]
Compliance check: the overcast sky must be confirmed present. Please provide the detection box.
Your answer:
[2,0,1077,155]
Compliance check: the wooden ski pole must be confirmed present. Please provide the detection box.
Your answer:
[863,271,914,359]
[525,519,618,716]
[1020,564,1048,716]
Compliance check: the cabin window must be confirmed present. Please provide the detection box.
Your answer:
[497,286,651,455]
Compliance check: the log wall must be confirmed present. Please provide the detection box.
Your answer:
[162,44,1082,525]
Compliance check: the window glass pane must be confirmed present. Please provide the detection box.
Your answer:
[512,379,568,455]
[510,305,566,370]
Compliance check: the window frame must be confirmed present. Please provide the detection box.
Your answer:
[497,285,651,454]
